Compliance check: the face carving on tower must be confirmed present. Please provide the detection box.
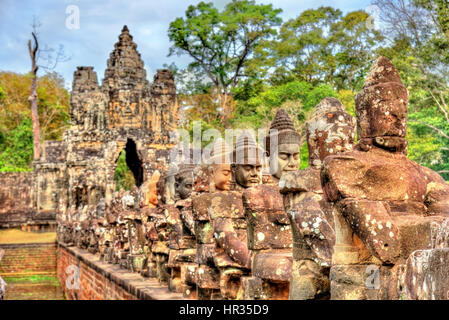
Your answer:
[233,133,263,188]
[266,109,301,179]
[306,98,356,169]
[355,56,409,154]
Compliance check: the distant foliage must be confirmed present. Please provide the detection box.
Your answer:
[232,80,337,130]
[113,151,136,191]
[0,71,70,171]
[0,116,34,172]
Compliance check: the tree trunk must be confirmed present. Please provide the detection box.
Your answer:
[28,32,41,161]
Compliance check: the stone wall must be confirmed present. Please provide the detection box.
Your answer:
[57,243,185,300]
[0,243,57,276]
[0,173,35,227]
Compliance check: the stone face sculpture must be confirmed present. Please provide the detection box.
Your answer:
[280,98,355,300]
[175,164,195,200]
[232,133,263,190]
[265,109,301,182]
[208,138,233,192]
[240,115,297,300]
[320,56,449,300]
[165,163,197,294]
[190,139,234,299]
[204,139,252,299]
[144,171,172,283]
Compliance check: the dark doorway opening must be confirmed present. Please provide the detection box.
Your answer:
[124,139,143,187]
[113,139,143,191]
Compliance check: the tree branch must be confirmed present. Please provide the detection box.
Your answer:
[409,120,449,140]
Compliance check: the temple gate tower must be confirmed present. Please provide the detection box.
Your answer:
[59,25,178,217]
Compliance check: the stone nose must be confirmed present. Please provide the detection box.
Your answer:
[287,155,297,167]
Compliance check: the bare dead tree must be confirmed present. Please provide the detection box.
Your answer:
[28,30,41,160]
[27,17,70,161]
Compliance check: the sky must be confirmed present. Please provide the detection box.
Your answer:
[0,0,373,90]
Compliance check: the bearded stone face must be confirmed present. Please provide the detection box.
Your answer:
[271,143,300,179]
[234,164,262,188]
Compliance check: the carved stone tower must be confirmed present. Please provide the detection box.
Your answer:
[60,25,178,216]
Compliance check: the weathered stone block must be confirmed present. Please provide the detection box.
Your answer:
[403,248,449,300]
[194,221,214,244]
[338,199,400,264]
[192,193,212,221]
[243,185,292,250]
[180,263,197,285]
[241,276,263,299]
[196,265,220,289]
[209,191,245,219]
[252,252,292,282]
[196,243,215,265]
[330,264,395,300]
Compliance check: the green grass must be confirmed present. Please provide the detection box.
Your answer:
[4,274,60,286]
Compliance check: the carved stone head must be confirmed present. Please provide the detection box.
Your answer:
[355,56,408,154]
[306,97,356,169]
[209,139,232,191]
[266,109,301,179]
[232,133,263,188]
[175,164,195,199]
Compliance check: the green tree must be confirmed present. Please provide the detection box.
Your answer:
[232,80,338,130]
[0,71,70,171]
[113,150,136,191]
[168,0,282,96]
[0,116,34,172]
[266,7,383,90]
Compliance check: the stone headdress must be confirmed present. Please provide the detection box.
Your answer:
[208,138,232,165]
[233,132,264,165]
[306,97,355,169]
[175,163,196,182]
[265,109,301,156]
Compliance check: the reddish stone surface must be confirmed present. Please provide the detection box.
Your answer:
[57,244,185,300]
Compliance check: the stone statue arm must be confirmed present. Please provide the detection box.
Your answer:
[420,165,449,215]
[214,217,251,269]
[286,194,335,263]
[335,198,401,264]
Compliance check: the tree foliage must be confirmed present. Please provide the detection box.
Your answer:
[0,71,70,171]
[0,116,34,172]
[256,7,384,91]
[168,0,282,95]
[113,150,136,191]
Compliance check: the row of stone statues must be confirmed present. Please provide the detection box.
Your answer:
[57,57,449,300]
